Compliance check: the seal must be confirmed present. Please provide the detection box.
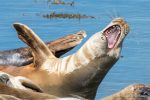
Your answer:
[0,71,43,92]
[0,72,86,100]
[103,84,150,100]
[0,84,57,100]
[0,30,86,66]
[0,17,129,99]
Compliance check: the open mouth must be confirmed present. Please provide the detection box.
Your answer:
[103,25,121,49]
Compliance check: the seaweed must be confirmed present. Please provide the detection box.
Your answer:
[43,12,95,19]
[47,0,74,6]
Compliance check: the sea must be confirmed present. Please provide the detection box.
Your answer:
[0,0,150,99]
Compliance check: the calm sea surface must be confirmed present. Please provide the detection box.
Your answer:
[0,0,150,99]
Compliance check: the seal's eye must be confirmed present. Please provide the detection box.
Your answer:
[101,36,104,40]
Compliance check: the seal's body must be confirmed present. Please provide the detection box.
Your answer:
[0,18,129,99]
[0,84,56,100]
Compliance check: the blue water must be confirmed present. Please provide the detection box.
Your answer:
[0,0,150,99]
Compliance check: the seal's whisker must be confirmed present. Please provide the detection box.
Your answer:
[111,9,118,19]
[116,11,121,18]
[105,11,114,20]
[115,10,118,18]
[111,9,121,19]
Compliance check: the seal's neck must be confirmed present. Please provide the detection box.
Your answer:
[61,32,121,73]
[74,32,107,64]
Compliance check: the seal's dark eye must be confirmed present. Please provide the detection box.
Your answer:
[101,36,104,40]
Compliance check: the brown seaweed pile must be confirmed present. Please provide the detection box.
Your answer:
[47,0,74,6]
[34,0,96,19]
[43,12,95,19]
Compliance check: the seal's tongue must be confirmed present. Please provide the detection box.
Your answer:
[104,25,121,49]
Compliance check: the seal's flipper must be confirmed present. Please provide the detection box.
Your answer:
[51,30,86,57]
[13,23,56,68]
[0,72,43,93]
[16,76,43,92]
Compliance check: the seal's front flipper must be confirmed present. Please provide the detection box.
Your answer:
[0,72,43,92]
[16,76,43,92]
[13,23,57,68]
[51,30,86,57]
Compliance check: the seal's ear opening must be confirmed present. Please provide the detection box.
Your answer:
[13,23,57,68]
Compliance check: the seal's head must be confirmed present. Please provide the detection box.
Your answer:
[103,18,129,49]
[101,17,129,58]
[103,84,150,100]
[88,17,129,58]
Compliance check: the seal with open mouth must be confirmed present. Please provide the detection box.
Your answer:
[0,17,129,99]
